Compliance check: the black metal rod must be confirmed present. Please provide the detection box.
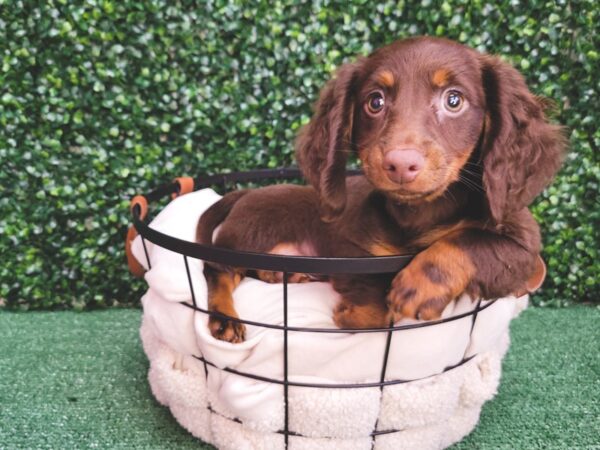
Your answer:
[206,401,406,439]
[140,236,152,270]
[462,299,483,361]
[192,354,475,389]
[133,215,412,274]
[131,168,412,275]
[143,167,361,203]
[183,255,198,308]
[371,320,395,447]
[379,321,395,386]
[370,428,404,437]
[178,299,497,334]
[283,272,289,450]
[469,299,483,336]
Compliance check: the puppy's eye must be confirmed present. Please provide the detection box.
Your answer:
[365,91,385,115]
[443,89,465,113]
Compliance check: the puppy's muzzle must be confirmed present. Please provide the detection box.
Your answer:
[382,148,425,184]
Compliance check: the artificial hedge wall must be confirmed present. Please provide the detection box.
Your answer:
[1,1,598,309]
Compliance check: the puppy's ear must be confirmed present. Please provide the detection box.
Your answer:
[479,55,567,224]
[295,61,362,221]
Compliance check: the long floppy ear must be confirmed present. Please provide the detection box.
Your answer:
[479,55,567,224]
[295,61,362,221]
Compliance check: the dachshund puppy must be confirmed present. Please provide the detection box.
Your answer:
[197,37,566,343]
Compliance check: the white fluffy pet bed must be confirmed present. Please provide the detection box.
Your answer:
[131,189,528,450]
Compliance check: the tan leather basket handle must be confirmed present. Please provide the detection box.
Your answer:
[171,177,195,199]
[126,195,149,277]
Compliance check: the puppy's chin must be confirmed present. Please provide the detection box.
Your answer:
[375,174,456,205]
[386,186,447,205]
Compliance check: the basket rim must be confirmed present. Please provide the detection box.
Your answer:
[130,167,414,274]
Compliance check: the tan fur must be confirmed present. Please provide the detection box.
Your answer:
[411,220,477,248]
[446,148,476,184]
[207,271,245,343]
[369,242,405,256]
[377,70,395,88]
[432,68,451,87]
[388,240,476,320]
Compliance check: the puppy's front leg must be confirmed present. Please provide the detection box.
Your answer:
[387,239,476,320]
[387,218,541,320]
[204,263,246,343]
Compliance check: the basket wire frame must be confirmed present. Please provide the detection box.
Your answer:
[132,169,494,448]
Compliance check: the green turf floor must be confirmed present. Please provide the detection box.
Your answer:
[1,306,598,449]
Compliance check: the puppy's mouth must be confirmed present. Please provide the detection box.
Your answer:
[362,160,454,203]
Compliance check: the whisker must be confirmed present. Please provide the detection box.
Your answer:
[443,188,459,205]
[458,175,485,193]
[460,169,481,179]
[459,170,482,184]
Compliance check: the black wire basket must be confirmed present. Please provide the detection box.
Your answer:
[127,168,495,448]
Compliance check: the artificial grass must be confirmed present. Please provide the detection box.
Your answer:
[0,306,598,449]
[453,306,600,449]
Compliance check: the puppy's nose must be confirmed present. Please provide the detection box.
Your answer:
[383,149,424,184]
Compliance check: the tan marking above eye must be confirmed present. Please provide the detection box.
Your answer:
[376,70,395,88]
[432,68,451,87]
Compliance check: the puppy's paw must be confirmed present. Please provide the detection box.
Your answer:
[387,265,455,321]
[256,270,283,283]
[288,272,314,283]
[256,270,313,284]
[333,299,391,329]
[208,315,246,343]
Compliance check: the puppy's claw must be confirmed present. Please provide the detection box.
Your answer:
[209,316,246,343]
[414,297,448,321]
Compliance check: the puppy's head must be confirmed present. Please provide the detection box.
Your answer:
[296,37,566,223]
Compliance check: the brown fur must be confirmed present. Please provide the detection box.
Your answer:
[197,37,566,342]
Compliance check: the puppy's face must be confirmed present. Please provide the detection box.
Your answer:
[296,36,565,222]
[352,39,486,203]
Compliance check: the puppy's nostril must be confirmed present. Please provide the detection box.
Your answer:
[408,164,419,172]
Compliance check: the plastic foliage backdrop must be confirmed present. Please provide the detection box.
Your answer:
[0,1,597,309]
